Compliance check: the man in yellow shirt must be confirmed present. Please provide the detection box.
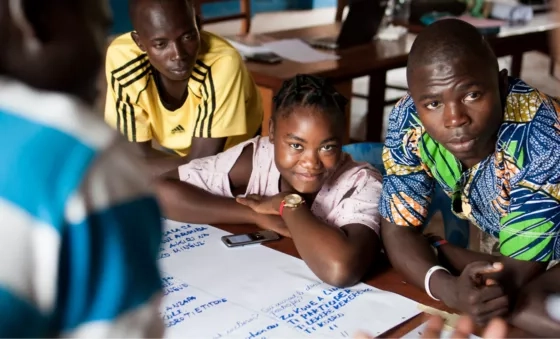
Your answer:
[105,0,263,176]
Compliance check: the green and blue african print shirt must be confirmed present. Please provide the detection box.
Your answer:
[380,78,560,262]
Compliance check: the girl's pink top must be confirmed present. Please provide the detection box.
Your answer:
[178,136,383,233]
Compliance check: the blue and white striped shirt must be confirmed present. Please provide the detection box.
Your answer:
[0,78,163,337]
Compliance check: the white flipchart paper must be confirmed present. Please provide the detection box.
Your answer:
[158,220,420,338]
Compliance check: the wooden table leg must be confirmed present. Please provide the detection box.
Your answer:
[510,53,523,78]
[366,70,388,142]
[334,80,353,145]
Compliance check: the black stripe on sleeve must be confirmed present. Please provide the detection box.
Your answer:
[192,67,206,78]
[199,79,209,137]
[190,75,204,83]
[193,105,203,137]
[126,94,137,142]
[122,93,129,140]
[123,67,151,87]
[116,59,150,82]
[205,68,217,138]
[196,60,210,70]
[115,82,123,133]
[111,54,148,75]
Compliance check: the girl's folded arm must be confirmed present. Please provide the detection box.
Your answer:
[155,144,255,225]
[282,205,380,288]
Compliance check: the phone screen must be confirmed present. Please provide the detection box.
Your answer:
[246,53,282,64]
[222,231,278,247]
[227,234,253,244]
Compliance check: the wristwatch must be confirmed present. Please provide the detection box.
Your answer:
[279,194,305,216]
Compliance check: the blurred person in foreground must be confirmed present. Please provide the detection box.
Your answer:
[0,0,163,336]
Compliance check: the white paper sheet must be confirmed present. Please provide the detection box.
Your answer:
[401,322,481,339]
[158,220,420,338]
[261,39,340,63]
[226,39,273,56]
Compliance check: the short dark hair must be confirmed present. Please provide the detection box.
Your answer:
[129,0,194,28]
[272,74,348,125]
[407,18,499,81]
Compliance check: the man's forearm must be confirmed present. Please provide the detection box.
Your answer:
[381,220,458,306]
[155,179,258,225]
[437,243,547,290]
[436,243,501,274]
[509,266,560,337]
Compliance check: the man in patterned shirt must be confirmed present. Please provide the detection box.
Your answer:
[380,19,560,336]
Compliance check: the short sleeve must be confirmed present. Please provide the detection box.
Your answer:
[379,95,435,227]
[499,98,560,262]
[330,168,383,235]
[56,138,163,337]
[178,139,254,197]
[104,48,152,143]
[191,54,250,139]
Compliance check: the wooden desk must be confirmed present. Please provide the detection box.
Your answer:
[243,13,559,142]
[214,223,532,338]
[244,25,414,142]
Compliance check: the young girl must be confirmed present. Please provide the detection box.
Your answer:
[157,74,382,287]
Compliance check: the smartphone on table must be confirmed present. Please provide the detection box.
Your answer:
[221,230,280,248]
[245,52,282,64]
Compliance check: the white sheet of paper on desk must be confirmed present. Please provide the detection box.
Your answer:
[261,39,340,63]
[401,322,481,339]
[226,39,273,56]
[157,220,420,338]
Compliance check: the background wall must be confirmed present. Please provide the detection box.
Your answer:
[109,0,337,35]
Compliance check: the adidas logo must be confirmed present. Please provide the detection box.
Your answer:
[171,125,185,134]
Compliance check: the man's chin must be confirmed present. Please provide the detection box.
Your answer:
[162,67,194,82]
[166,74,191,82]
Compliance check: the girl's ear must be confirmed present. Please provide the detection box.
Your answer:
[268,118,275,143]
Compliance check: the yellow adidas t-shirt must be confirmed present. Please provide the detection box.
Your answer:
[104,31,263,156]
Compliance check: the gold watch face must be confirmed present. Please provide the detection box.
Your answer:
[284,194,303,207]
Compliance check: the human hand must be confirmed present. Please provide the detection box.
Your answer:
[422,314,508,339]
[236,193,287,215]
[452,262,509,324]
[351,314,508,339]
[255,213,291,238]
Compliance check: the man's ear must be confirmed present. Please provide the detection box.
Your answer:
[268,118,275,143]
[131,31,146,52]
[498,68,508,103]
[8,0,42,54]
